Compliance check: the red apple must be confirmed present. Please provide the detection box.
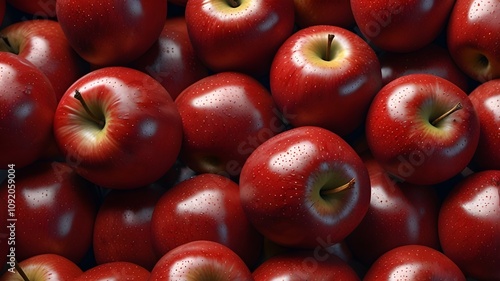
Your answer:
[6,0,56,18]
[468,79,500,171]
[350,0,455,52]
[74,262,150,281]
[129,17,209,100]
[151,173,263,268]
[379,43,470,93]
[270,25,382,137]
[0,52,57,168]
[365,74,480,185]
[53,66,183,189]
[93,185,167,271]
[56,0,167,67]
[149,240,253,281]
[175,71,284,177]
[0,161,98,264]
[438,170,500,281]
[345,154,441,266]
[185,0,295,76]
[447,0,500,82]
[253,250,360,281]
[0,253,82,281]
[0,19,89,101]
[239,126,371,249]
[0,0,5,24]
[363,245,466,281]
[293,0,355,28]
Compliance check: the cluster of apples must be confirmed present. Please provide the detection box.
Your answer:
[0,0,499,280]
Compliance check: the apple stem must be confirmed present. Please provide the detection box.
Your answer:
[15,260,30,281]
[430,102,463,126]
[324,34,335,61]
[227,0,240,8]
[74,89,105,128]
[321,178,355,196]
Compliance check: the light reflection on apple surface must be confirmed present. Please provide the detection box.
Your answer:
[176,189,229,243]
[268,140,316,174]
[122,208,154,226]
[57,212,75,237]
[461,186,499,218]
[22,183,59,208]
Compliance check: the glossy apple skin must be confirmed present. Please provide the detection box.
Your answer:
[293,0,355,28]
[379,44,470,93]
[253,250,359,281]
[365,74,480,185]
[351,0,455,53]
[175,71,284,177]
[149,240,253,281]
[447,0,500,82]
[0,19,89,101]
[93,185,166,271]
[468,80,500,171]
[185,0,295,76]
[6,0,56,18]
[345,154,441,266]
[0,0,5,24]
[0,161,98,264]
[239,126,371,249]
[363,245,466,281]
[151,173,263,268]
[74,262,150,281]
[0,52,57,168]
[270,25,382,137]
[53,66,183,189]
[56,0,167,67]
[438,170,500,281]
[130,17,209,100]
[0,253,83,281]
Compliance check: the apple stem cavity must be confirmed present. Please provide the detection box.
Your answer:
[324,34,335,61]
[227,0,240,8]
[321,178,355,196]
[0,36,17,54]
[74,89,106,128]
[430,102,463,126]
[15,260,30,281]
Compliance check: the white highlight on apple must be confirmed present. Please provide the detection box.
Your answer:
[268,140,316,174]
[485,96,500,121]
[461,186,499,218]
[176,189,229,243]
[57,212,75,237]
[467,0,491,22]
[257,12,278,32]
[123,208,154,226]
[339,75,367,96]
[389,264,423,280]
[443,136,468,157]
[125,0,143,18]
[386,84,418,120]
[190,85,263,122]
[22,183,59,208]
[139,119,158,138]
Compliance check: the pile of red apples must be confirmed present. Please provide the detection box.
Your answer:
[0,0,499,280]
